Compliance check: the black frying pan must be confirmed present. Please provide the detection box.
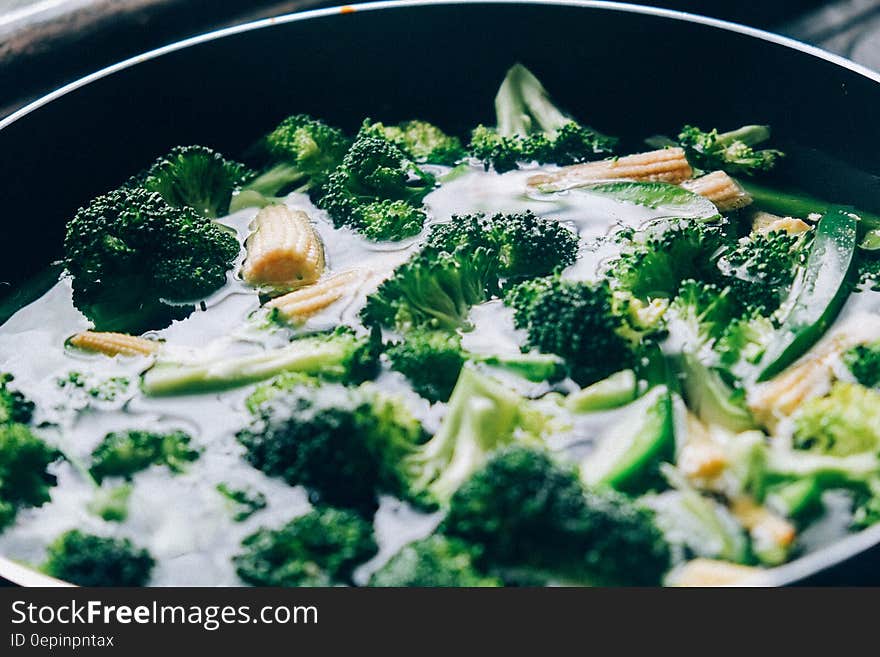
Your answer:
[1,0,880,586]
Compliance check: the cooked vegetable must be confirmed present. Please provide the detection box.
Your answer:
[317,127,436,241]
[404,367,560,504]
[756,208,857,381]
[64,186,240,333]
[43,529,154,586]
[242,205,325,292]
[676,124,783,176]
[237,382,424,515]
[843,340,880,388]
[681,170,753,212]
[231,114,349,211]
[134,145,252,218]
[68,331,160,357]
[266,269,363,325]
[528,148,693,193]
[142,327,379,395]
[386,329,563,403]
[469,63,615,172]
[216,483,267,522]
[792,382,880,456]
[444,446,670,585]
[505,275,643,386]
[0,423,58,529]
[361,119,465,165]
[369,535,500,587]
[89,429,199,482]
[234,507,377,586]
[0,373,34,425]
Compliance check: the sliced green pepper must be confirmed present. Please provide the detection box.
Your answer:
[756,208,857,382]
[565,369,637,413]
[579,385,674,493]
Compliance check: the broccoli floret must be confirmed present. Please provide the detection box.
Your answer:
[135,145,252,218]
[232,115,350,212]
[443,447,670,585]
[386,329,564,403]
[468,64,615,172]
[234,507,377,586]
[142,327,380,395]
[720,229,807,315]
[606,219,730,300]
[88,484,132,522]
[57,371,130,403]
[404,368,561,504]
[361,246,498,331]
[677,124,783,176]
[317,129,435,241]
[427,211,579,280]
[216,483,267,522]
[89,429,199,482]
[42,529,154,586]
[64,186,240,333]
[237,383,425,516]
[715,312,776,375]
[504,275,637,386]
[369,535,500,587]
[792,382,880,456]
[361,119,465,165]
[0,373,34,425]
[843,341,880,388]
[0,423,58,529]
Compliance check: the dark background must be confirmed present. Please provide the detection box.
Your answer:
[3,0,878,118]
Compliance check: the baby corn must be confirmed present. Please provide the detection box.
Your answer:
[528,147,693,192]
[69,331,160,357]
[751,211,811,235]
[242,205,325,293]
[265,269,364,324]
[667,559,764,587]
[681,170,752,212]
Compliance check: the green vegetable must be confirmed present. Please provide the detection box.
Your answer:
[361,119,465,165]
[0,373,34,425]
[580,385,674,494]
[469,64,615,172]
[237,382,425,516]
[756,208,857,381]
[645,466,749,563]
[369,535,500,587]
[142,327,379,395]
[676,124,783,176]
[0,423,58,529]
[216,484,267,522]
[404,367,560,504]
[317,126,435,241]
[64,186,240,333]
[504,275,641,387]
[133,145,252,218]
[88,484,132,522]
[89,429,199,482]
[427,211,579,280]
[43,530,154,586]
[386,329,563,403]
[572,181,719,220]
[234,507,377,587]
[843,341,880,387]
[565,369,638,413]
[792,382,880,456]
[232,114,349,211]
[443,446,670,585]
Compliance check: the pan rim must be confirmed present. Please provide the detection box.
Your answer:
[2,0,879,587]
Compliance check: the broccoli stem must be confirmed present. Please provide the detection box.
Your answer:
[495,63,569,137]
[142,340,356,396]
[717,125,771,147]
